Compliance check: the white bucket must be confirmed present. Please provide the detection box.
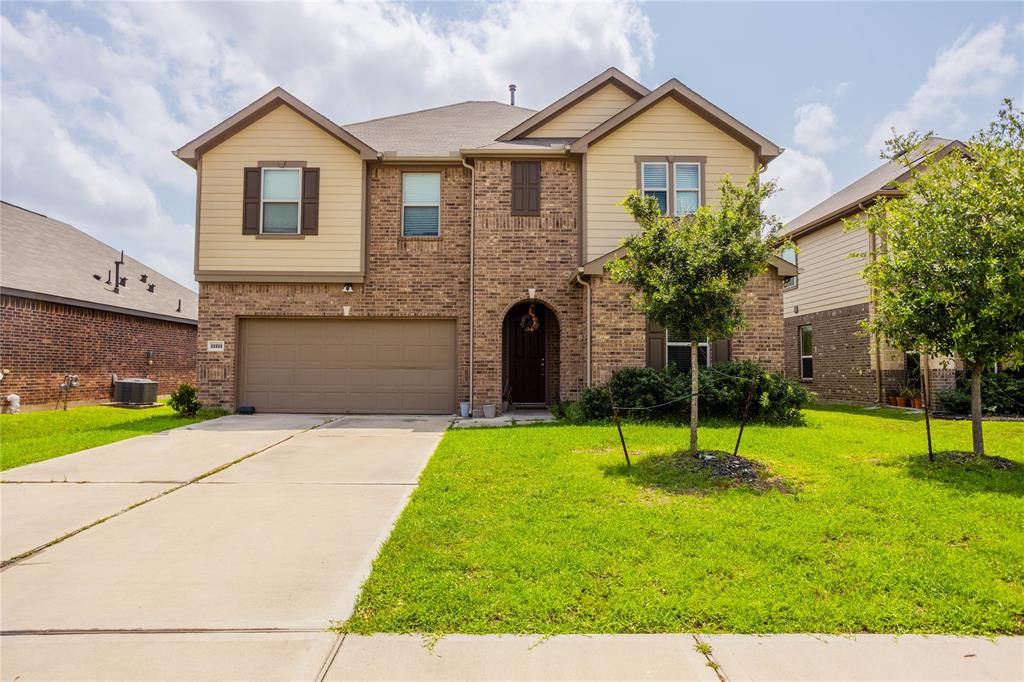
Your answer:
[482,404,497,419]
[459,401,471,418]
[5,394,20,414]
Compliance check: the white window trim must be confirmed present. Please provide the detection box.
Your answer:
[672,161,701,217]
[401,172,442,238]
[667,336,711,368]
[259,167,302,235]
[640,161,669,215]
[799,325,813,380]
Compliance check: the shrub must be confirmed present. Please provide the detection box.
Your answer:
[167,383,201,417]
[579,362,810,425]
[937,370,1024,416]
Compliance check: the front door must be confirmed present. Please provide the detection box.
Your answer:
[508,302,546,404]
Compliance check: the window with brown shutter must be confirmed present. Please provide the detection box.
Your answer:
[242,167,260,234]
[301,168,319,235]
[511,161,540,216]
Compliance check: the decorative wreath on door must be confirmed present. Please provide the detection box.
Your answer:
[520,302,540,333]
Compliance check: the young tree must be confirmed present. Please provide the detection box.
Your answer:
[858,99,1024,457]
[607,173,783,454]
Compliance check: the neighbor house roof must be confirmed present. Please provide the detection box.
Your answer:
[782,137,965,238]
[0,202,198,323]
[569,79,783,164]
[344,101,537,158]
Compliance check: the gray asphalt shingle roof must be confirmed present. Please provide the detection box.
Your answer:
[343,101,537,157]
[0,202,197,323]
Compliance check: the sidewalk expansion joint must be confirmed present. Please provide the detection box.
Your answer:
[315,632,347,682]
[0,418,339,570]
[692,634,728,682]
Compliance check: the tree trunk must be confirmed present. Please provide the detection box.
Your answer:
[690,338,699,455]
[970,362,985,458]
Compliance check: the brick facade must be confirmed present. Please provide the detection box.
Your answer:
[196,159,787,414]
[590,269,786,384]
[783,303,877,404]
[1,294,196,407]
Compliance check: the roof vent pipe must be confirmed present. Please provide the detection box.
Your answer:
[508,84,516,106]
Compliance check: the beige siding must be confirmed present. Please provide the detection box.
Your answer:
[584,97,757,261]
[198,104,363,273]
[526,84,637,139]
[783,216,870,318]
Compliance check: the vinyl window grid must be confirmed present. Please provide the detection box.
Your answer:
[666,333,711,369]
[260,167,302,235]
[672,162,701,217]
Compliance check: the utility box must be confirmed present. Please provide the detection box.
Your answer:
[114,378,158,405]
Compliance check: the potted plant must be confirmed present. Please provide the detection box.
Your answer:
[886,392,899,406]
[896,383,913,407]
[910,392,923,409]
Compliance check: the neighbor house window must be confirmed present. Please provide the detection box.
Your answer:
[781,247,798,290]
[667,332,710,370]
[673,162,700,217]
[261,168,301,234]
[402,172,441,237]
[799,325,813,379]
[640,162,669,215]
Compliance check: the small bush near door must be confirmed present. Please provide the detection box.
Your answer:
[168,383,201,417]
[577,362,810,425]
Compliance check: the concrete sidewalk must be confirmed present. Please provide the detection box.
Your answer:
[324,633,1021,681]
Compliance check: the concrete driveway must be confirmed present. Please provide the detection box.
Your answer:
[1,413,449,680]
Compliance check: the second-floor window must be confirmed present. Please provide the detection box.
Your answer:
[639,159,702,217]
[261,168,302,234]
[403,172,441,237]
[641,162,669,215]
[673,162,700,217]
[781,247,798,290]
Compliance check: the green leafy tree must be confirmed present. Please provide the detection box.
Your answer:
[607,173,784,454]
[858,99,1024,457]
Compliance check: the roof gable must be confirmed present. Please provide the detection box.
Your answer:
[497,67,649,141]
[174,87,377,167]
[569,79,782,164]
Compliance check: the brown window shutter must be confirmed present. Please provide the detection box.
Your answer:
[242,167,260,235]
[711,338,731,365]
[646,319,666,369]
[511,161,540,216]
[301,168,319,235]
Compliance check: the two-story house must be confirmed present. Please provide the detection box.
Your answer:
[780,137,965,404]
[174,68,795,415]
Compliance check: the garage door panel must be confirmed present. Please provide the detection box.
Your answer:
[238,319,455,414]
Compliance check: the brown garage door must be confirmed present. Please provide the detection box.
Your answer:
[238,318,456,414]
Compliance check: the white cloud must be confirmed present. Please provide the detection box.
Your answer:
[1,1,656,289]
[865,22,1020,154]
[793,103,845,154]
[763,149,834,224]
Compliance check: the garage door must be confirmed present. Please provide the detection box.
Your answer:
[238,318,456,414]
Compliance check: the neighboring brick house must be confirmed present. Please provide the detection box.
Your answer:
[174,68,795,416]
[780,138,964,405]
[0,202,198,408]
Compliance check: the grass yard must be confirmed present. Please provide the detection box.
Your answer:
[347,405,1024,635]
[1,404,227,470]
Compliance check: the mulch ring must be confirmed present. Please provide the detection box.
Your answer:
[931,450,1018,470]
[666,449,792,493]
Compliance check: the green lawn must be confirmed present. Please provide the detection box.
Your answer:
[1,404,227,470]
[347,405,1024,635]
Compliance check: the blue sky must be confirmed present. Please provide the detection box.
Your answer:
[2,1,1021,289]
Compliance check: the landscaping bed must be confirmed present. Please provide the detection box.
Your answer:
[1,404,227,470]
[346,405,1024,635]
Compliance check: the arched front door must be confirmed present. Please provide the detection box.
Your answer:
[503,301,555,405]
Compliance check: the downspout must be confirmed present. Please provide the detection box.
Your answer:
[462,157,476,413]
[862,201,883,404]
[574,269,591,388]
